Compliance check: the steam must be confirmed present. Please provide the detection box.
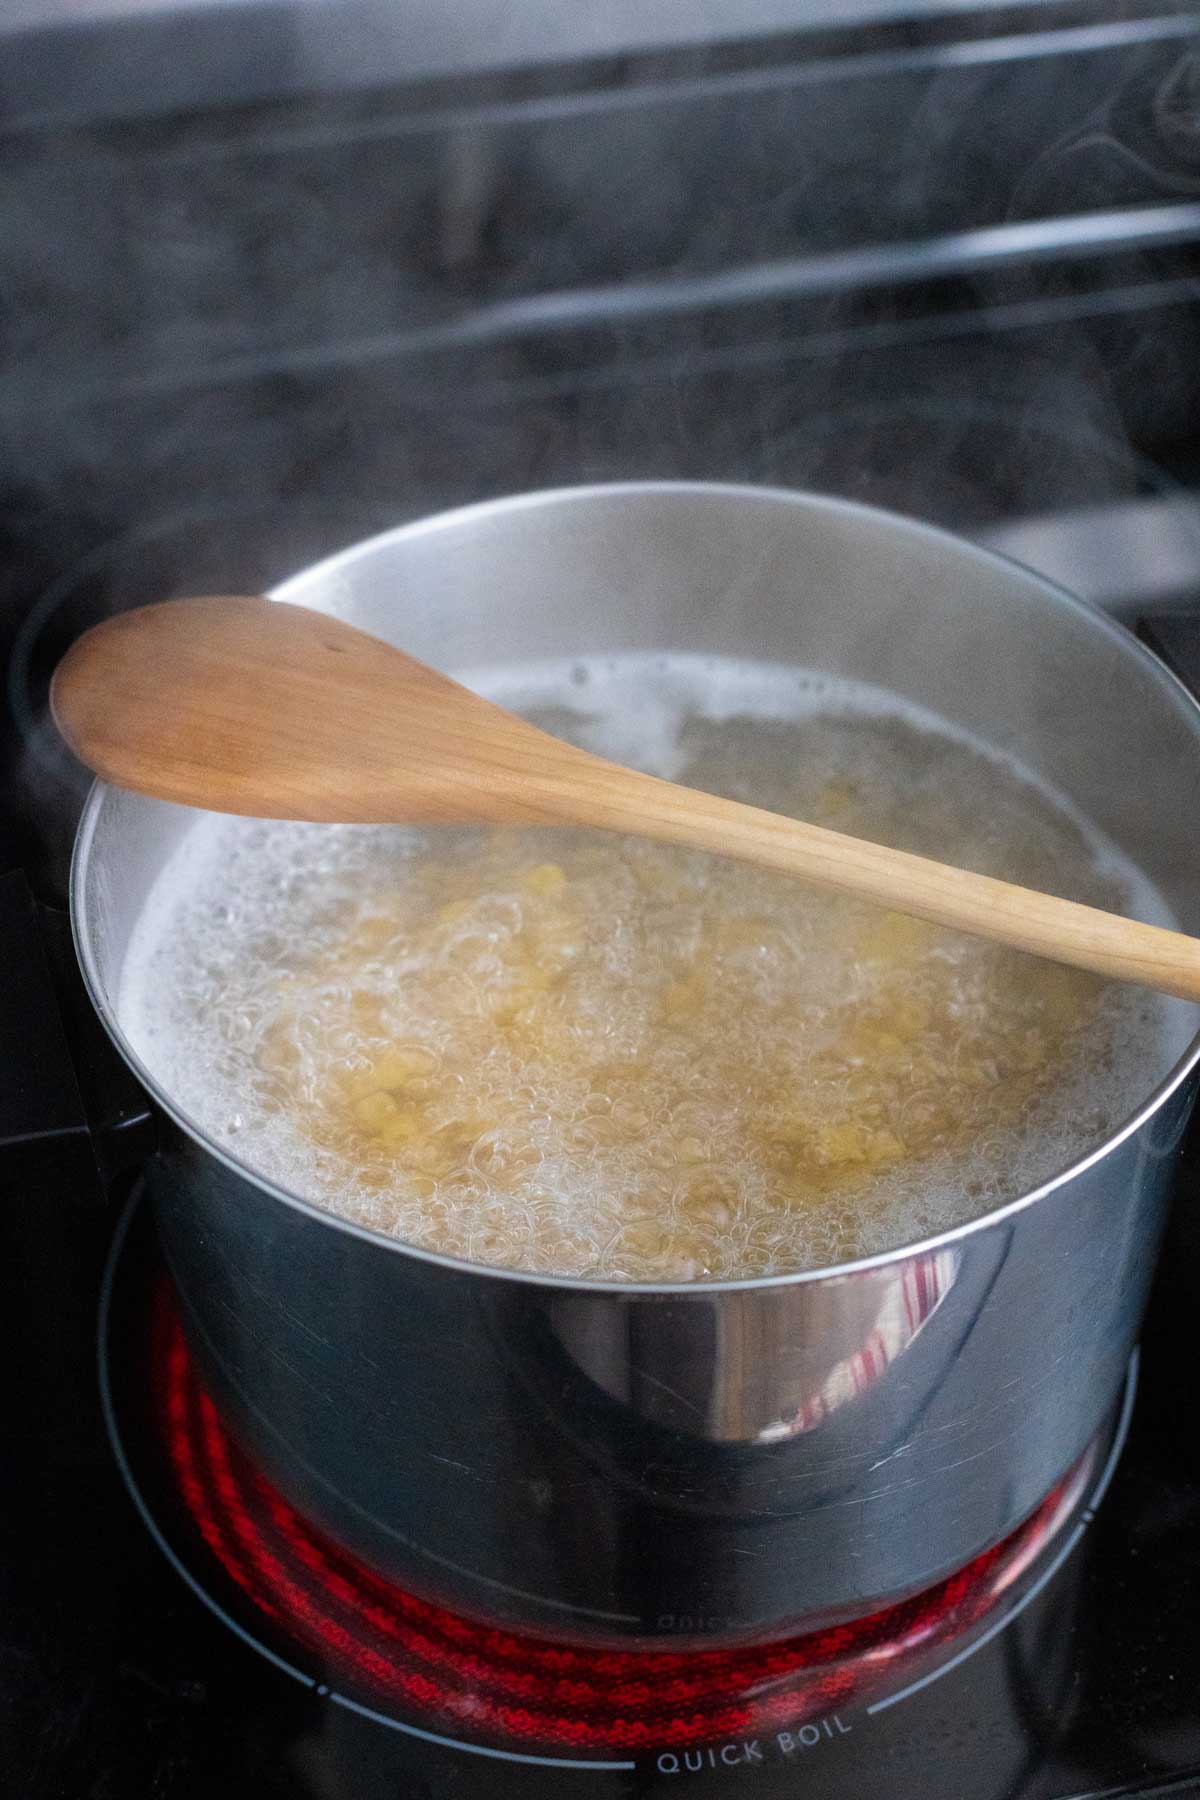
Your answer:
[4,13,1200,897]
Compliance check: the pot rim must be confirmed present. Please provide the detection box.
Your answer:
[70,478,1200,1295]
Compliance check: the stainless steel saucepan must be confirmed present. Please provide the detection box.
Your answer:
[69,483,1200,1644]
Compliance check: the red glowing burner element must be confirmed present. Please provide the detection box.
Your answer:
[154,1292,1085,1757]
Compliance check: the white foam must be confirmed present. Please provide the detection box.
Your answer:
[118,654,1196,1281]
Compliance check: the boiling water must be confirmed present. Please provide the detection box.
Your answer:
[120,655,1190,1282]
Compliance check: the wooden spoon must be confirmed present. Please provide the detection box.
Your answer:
[50,594,1200,1003]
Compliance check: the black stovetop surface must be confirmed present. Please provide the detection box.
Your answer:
[3,1120,1200,1800]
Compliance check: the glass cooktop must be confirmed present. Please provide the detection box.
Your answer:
[3,1146,1200,1798]
[7,6,1200,1789]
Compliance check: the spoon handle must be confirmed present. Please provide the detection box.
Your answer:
[561,760,1200,1003]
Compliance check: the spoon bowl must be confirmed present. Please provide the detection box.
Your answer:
[50,593,1200,1003]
